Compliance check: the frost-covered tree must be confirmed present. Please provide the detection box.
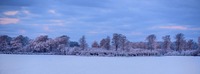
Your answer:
[162,35,171,50]
[124,41,132,52]
[0,35,12,51]
[55,35,70,47]
[131,42,147,49]
[175,33,185,51]
[28,35,49,52]
[57,44,66,55]
[100,36,111,50]
[28,35,70,53]
[10,35,29,52]
[35,35,48,42]
[92,41,99,48]
[146,34,157,50]
[120,35,127,51]
[53,35,70,53]
[79,35,88,50]
[45,39,56,52]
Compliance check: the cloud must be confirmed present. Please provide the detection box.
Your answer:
[3,11,19,16]
[0,18,20,25]
[50,20,63,23]
[19,29,26,34]
[87,30,109,35]
[154,25,200,31]
[158,25,188,30]
[49,20,66,26]
[43,26,52,32]
[22,10,31,15]
[48,9,56,14]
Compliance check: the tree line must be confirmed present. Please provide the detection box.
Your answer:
[0,33,200,56]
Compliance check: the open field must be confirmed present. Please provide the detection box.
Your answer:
[0,54,200,74]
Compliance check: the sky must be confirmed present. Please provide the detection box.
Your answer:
[0,0,200,45]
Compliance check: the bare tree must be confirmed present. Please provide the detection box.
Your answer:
[162,35,171,50]
[100,39,106,48]
[175,33,185,51]
[112,33,127,51]
[120,35,127,51]
[112,33,121,51]
[79,35,88,50]
[100,36,111,50]
[105,36,111,50]
[135,42,147,49]
[146,34,157,50]
[187,39,194,50]
[92,41,99,48]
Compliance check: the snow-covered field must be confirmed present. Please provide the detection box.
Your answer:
[0,54,200,74]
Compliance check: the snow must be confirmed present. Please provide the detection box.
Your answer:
[0,54,200,74]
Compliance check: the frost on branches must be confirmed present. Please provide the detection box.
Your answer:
[0,33,200,56]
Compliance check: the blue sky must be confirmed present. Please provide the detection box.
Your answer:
[0,0,200,44]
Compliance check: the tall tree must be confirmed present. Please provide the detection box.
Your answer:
[105,36,111,50]
[0,35,12,51]
[79,35,88,50]
[55,35,70,47]
[146,34,157,50]
[175,33,185,51]
[112,33,127,51]
[100,36,111,50]
[54,35,70,53]
[29,35,49,52]
[100,39,106,48]
[162,35,171,50]
[120,35,127,51]
[112,33,121,51]
[92,41,99,48]
[137,42,147,49]
[10,35,29,51]
[187,39,194,50]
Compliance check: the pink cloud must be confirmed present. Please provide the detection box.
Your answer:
[158,25,188,30]
[3,11,19,16]
[43,26,53,32]
[0,18,20,25]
